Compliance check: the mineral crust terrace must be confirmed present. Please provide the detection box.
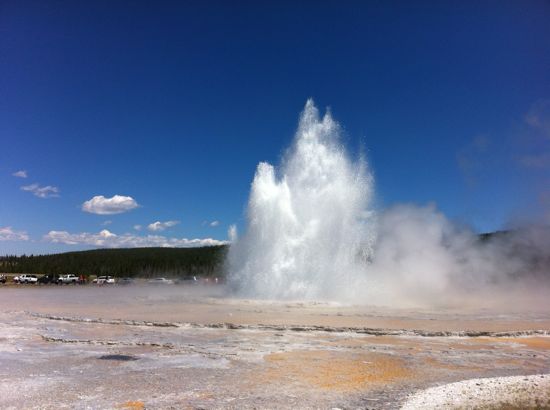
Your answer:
[0,286,549,409]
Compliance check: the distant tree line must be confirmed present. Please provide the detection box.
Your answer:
[0,246,228,278]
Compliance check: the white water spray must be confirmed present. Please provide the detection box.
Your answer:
[228,100,375,300]
[229,100,550,307]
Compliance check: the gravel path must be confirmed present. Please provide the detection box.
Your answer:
[401,373,550,409]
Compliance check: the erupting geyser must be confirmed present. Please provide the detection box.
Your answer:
[229,100,550,307]
[228,100,375,300]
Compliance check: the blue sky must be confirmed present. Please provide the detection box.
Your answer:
[1,1,549,255]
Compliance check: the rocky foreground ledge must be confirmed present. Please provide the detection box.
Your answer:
[401,373,550,409]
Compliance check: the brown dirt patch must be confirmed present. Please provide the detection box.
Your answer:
[262,350,412,392]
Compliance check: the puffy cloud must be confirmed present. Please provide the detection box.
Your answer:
[43,229,227,248]
[147,220,180,231]
[44,229,115,246]
[82,195,138,215]
[12,170,27,178]
[0,227,29,241]
[133,224,142,231]
[209,220,220,227]
[21,183,60,198]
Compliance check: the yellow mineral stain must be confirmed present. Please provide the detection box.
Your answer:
[263,350,411,392]
[495,337,550,350]
[116,401,145,410]
[422,356,484,372]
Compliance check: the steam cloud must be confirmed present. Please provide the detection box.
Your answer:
[228,100,550,309]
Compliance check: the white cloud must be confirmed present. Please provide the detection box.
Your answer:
[202,220,220,227]
[82,195,139,215]
[101,220,112,226]
[133,224,142,231]
[43,229,227,248]
[12,170,27,178]
[21,183,60,198]
[0,227,29,241]
[147,220,180,231]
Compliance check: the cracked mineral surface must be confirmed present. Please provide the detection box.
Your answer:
[0,285,549,409]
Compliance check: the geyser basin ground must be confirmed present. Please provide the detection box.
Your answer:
[1,286,549,409]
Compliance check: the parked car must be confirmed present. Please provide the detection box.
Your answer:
[38,274,59,285]
[0,274,6,284]
[92,275,116,285]
[118,277,135,285]
[57,274,79,284]
[176,276,198,285]
[17,274,38,284]
[147,277,174,285]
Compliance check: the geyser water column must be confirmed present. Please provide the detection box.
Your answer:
[228,100,375,300]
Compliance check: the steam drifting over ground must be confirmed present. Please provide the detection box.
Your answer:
[228,100,550,308]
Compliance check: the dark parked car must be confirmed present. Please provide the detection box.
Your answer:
[118,277,135,285]
[38,274,58,285]
[0,274,6,284]
[176,276,198,285]
[147,277,174,285]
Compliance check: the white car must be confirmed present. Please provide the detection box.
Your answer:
[57,274,79,284]
[147,277,174,285]
[93,276,116,285]
[17,274,38,284]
